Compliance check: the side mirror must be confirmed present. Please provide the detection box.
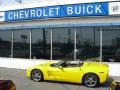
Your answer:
[59,66,63,69]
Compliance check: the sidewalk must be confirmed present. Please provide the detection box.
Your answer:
[112,76,120,81]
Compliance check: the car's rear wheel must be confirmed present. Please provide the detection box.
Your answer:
[31,69,43,82]
[83,73,99,87]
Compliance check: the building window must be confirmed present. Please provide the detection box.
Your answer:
[0,31,12,57]
[102,27,120,62]
[31,28,51,59]
[52,28,74,60]
[13,30,30,58]
[76,27,100,61]
[1,26,120,62]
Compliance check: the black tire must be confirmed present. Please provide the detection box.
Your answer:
[31,69,43,82]
[83,73,99,88]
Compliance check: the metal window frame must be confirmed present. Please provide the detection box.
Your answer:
[9,27,103,61]
[50,28,53,60]
[11,30,14,58]
[74,27,76,61]
[100,27,102,62]
[30,29,32,59]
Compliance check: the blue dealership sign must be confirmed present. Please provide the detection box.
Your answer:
[5,2,109,22]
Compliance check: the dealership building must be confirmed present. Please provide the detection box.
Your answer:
[0,0,120,76]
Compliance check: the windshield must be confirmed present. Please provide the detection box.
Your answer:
[50,60,66,67]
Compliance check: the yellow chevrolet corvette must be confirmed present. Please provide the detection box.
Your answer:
[26,60,109,87]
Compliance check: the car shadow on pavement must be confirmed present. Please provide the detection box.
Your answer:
[41,76,114,88]
[93,76,113,89]
[44,80,81,86]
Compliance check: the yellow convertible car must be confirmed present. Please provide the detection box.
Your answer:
[26,60,109,87]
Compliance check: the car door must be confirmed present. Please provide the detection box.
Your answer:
[49,63,83,83]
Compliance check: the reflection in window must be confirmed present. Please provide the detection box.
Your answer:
[13,30,30,58]
[31,29,51,59]
[76,27,100,61]
[0,31,12,57]
[102,27,120,62]
[52,28,74,60]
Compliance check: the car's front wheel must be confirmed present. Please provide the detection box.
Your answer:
[31,69,43,82]
[83,73,99,88]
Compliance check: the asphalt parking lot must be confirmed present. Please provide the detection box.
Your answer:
[0,68,119,90]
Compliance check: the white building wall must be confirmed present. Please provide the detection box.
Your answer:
[0,16,120,29]
[0,0,120,11]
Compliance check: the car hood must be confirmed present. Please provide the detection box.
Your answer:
[39,62,52,66]
[34,61,56,67]
[27,62,54,71]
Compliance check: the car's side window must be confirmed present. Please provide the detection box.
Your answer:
[60,62,68,67]
[61,62,80,68]
[50,61,67,67]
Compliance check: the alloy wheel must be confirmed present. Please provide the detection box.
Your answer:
[31,70,42,81]
[84,74,98,87]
